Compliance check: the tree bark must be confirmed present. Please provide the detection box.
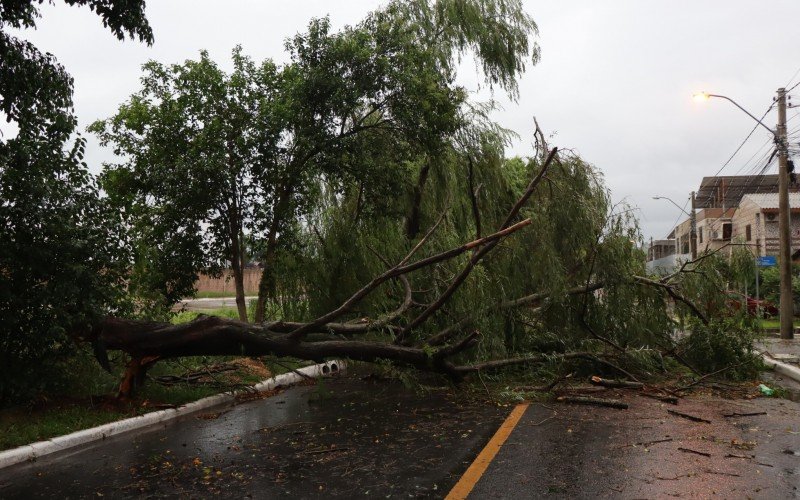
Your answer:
[406,161,431,239]
[229,224,248,322]
[254,186,291,324]
[118,355,159,399]
[226,137,248,322]
[92,316,462,380]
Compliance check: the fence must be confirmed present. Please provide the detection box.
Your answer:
[195,268,261,295]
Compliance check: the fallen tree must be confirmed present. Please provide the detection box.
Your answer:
[85,148,720,398]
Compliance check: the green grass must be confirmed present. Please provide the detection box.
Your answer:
[1,303,311,451]
[190,291,241,299]
[0,406,128,451]
[171,307,241,324]
[759,318,800,329]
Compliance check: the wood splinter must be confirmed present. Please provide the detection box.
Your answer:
[679,447,711,457]
[557,396,628,409]
[590,376,643,389]
[668,409,711,423]
[722,411,767,418]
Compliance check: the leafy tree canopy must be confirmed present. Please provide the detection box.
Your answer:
[91,0,541,322]
[0,0,151,404]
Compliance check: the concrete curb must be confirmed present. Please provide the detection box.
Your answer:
[0,360,344,470]
[761,354,800,385]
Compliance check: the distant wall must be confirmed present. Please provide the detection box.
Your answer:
[646,253,690,275]
[195,268,261,295]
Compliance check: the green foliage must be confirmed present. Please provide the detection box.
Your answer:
[756,263,800,309]
[0,136,130,404]
[93,0,541,323]
[678,318,761,380]
[0,0,150,405]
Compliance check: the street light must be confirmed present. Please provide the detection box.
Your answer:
[653,195,696,259]
[693,89,793,339]
[653,195,690,215]
[692,92,776,136]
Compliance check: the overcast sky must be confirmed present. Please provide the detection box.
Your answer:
[11,0,800,241]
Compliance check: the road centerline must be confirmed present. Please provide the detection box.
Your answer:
[446,403,529,499]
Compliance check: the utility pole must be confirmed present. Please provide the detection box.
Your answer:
[777,87,794,339]
[690,191,697,260]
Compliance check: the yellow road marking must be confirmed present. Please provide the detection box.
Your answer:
[445,403,529,500]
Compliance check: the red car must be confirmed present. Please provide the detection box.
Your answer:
[726,291,779,317]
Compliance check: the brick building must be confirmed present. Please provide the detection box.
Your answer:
[647,174,800,272]
[730,193,800,256]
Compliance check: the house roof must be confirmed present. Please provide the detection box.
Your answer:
[741,192,800,210]
[695,175,781,209]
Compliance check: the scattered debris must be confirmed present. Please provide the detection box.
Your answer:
[638,438,674,447]
[730,440,756,451]
[702,469,740,477]
[589,376,643,389]
[639,392,679,405]
[722,411,767,418]
[154,363,238,385]
[620,438,673,449]
[678,447,711,457]
[304,447,349,455]
[758,384,774,397]
[515,373,573,393]
[557,396,628,409]
[667,409,711,423]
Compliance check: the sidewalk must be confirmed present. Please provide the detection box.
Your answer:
[759,337,800,360]
[758,337,800,399]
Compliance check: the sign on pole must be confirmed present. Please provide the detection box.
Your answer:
[757,255,777,267]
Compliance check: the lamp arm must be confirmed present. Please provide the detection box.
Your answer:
[708,94,777,137]
[654,196,691,216]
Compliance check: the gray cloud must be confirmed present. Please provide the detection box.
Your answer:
[10,0,800,241]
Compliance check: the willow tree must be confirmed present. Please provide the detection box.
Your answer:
[83,1,744,397]
[87,140,740,399]
[92,0,541,322]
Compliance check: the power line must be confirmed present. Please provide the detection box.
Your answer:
[732,136,774,176]
[786,64,800,90]
[698,103,775,209]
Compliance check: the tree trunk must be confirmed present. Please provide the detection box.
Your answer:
[230,229,248,322]
[253,231,278,324]
[406,162,431,239]
[254,186,291,324]
[118,355,159,399]
[225,137,248,322]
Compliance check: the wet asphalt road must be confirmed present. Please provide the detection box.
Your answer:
[471,392,800,499]
[0,376,504,498]
[2,375,800,498]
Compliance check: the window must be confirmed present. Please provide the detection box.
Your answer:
[722,223,732,240]
[746,224,752,241]
[698,227,703,244]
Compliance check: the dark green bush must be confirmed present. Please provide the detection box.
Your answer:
[679,318,761,380]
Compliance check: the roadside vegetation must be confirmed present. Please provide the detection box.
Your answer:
[0,307,293,451]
